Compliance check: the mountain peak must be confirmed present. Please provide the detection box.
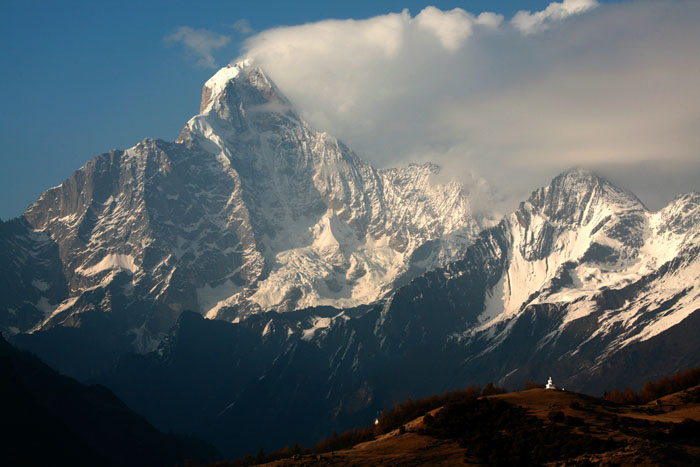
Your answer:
[526,167,646,225]
[550,167,620,189]
[556,166,597,180]
[202,59,253,101]
[199,59,288,115]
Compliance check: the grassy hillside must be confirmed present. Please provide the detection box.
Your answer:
[214,373,700,466]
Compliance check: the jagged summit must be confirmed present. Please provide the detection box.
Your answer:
[203,59,254,96]
[180,60,301,146]
[525,168,646,227]
[197,59,294,119]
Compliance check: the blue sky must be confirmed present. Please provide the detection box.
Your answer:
[2,0,697,219]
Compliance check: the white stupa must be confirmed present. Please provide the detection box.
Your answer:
[545,376,555,389]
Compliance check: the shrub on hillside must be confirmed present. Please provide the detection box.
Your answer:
[420,398,615,464]
[314,427,374,454]
[603,388,640,404]
[482,382,507,396]
[548,410,565,423]
[604,366,700,404]
[523,380,545,390]
[639,368,700,403]
[375,384,493,435]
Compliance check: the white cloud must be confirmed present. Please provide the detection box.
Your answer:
[475,12,506,29]
[415,7,502,51]
[235,1,700,212]
[165,26,231,68]
[232,19,254,35]
[512,0,599,35]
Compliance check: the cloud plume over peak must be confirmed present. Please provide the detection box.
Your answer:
[512,0,599,34]
[414,7,503,51]
[166,26,231,68]
[236,1,700,213]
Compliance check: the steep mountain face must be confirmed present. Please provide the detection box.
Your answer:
[0,218,66,334]
[178,62,478,317]
[3,61,480,344]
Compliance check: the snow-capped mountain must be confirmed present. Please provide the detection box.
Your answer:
[84,169,700,456]
[489,169,700,355]
[1,61,480,342]
[11,167,700,456]
[372,168,700,390]
[4,59,700,457]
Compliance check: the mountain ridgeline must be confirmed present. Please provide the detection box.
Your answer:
[2,61,700,456]
[3,61,479,346]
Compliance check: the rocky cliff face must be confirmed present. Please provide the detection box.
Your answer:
[2,61,480,348]
[0,218,67,334]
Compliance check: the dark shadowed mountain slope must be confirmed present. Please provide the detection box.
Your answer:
[0,335,219,466]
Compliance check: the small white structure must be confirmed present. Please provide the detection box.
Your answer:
[545,376,555,389]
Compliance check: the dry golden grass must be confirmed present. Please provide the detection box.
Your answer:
[260,386,700,466]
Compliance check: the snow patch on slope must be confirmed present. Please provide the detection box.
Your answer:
[77,254,139,276]
[199,280,245,319]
